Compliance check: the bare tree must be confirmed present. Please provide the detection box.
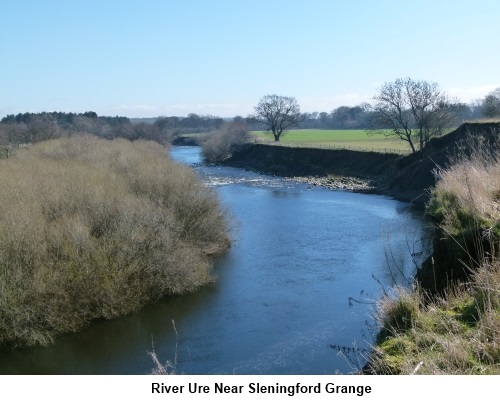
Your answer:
[482,87,500,118]
[0,123,28,145]
[25,115,61,143]
[249,94,302,141]
[368,78,458,152]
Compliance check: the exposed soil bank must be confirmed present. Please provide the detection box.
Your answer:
[225,123,500,207]
[225,143,400,196]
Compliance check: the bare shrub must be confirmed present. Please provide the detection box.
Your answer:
[0,136,230,347]
[201,122,251,163]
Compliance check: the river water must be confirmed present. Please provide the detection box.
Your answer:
[0,146,430,375]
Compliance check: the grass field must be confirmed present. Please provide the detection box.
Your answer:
[185,127,460,155]
[252,129,413,154]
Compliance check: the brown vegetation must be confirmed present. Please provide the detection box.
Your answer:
[201,122,251,163]
[369,141,500,374]
[0,136,230,347]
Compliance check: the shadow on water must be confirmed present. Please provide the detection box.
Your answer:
[0,282,222,374]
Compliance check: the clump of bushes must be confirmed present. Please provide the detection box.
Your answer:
[369,144,500,374]
[201,122,251,163]
[0,136,230,347]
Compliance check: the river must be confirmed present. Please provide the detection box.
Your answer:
[0,146,430,374]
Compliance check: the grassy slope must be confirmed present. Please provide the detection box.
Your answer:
[370,128,500,374]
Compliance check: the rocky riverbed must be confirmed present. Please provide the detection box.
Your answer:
[289,175,374,191]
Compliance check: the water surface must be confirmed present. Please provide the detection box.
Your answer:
[0,146,430,374]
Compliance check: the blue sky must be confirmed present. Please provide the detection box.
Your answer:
[1,0,499,118]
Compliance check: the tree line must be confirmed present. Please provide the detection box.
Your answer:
[248,80,500,151]
[298,89,498,131]
[1,81,498,153]
[246,86,499,132]
[0,111,226,147]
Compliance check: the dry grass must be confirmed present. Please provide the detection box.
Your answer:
[428,145,500,235]
[0,135,230,347]
[370,265,500,374]
[369,142,500,374]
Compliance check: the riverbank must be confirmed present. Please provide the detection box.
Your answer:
[220,122,500,374]
[1,145,425,374]
[366,139,500,374]
[224,123,500,207]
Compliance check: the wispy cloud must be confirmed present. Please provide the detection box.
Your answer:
[106,96,381,117]
[106,102,254,118]
[164,102,253,117]
[106,104,160,117]
[0,107,18,118]
[446,85,497,102]
[299,93,372,113]
[115,104,159,112]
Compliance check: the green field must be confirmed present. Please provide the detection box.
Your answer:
[252,129,412,154]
